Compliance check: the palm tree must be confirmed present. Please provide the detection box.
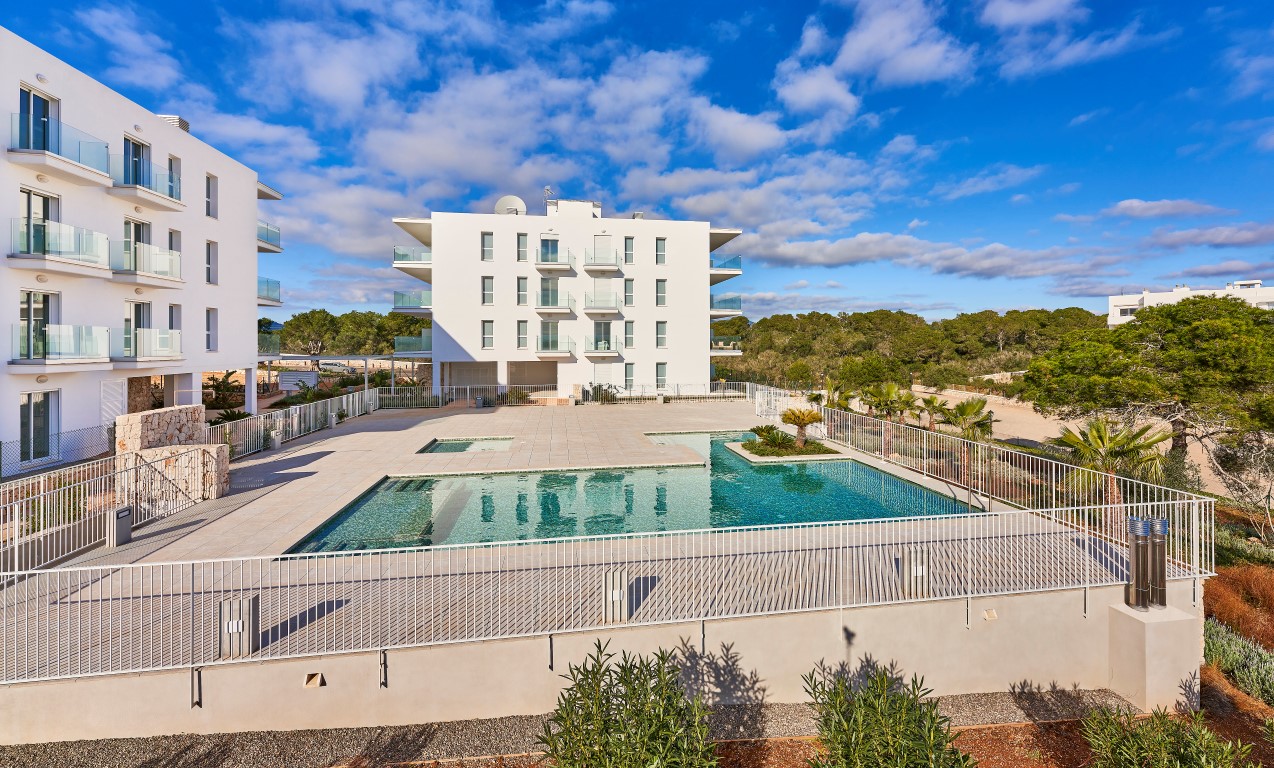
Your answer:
[781,407,824,449]
[858,382,911,421]
[896,390,920,426]
[807,392,824,406]
[940,398,996,488]
[919,395,948,431]
[1053,418,1170,506]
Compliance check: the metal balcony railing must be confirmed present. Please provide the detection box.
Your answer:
[8,113,110,173]
[9,219,109,267]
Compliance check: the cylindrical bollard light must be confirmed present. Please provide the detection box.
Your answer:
[1127,517,1151,610]
[1150,517,1169,608]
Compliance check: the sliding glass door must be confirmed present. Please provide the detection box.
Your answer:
[17,291,51,359]
[19,391,55,463]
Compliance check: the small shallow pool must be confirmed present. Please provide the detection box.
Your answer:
[291,433,969,552]
[421,438,514,454]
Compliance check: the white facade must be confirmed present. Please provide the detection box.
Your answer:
[1107,280,1274,326]
[392,197,742,394]
[1,27,282,470]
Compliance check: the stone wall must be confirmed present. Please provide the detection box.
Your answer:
[115,404,207,453]
[126,376,153,414]
[114,444,230,500]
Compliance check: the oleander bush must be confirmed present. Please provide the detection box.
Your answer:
[1081,707,1256,767]
[804,668,974,768]
[539,641,716,768]
[1205,618,1274,707]
[208,409,251,425]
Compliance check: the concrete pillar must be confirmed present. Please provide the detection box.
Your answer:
[432,360,442,396]
[497,360,510,387]
[162,374,179,407]
[169,372,199,406]
[244,366,258,414]
[1107,603,1201,711]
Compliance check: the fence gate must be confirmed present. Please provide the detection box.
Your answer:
[100,379,127,427]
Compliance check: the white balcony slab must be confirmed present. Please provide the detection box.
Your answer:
[7,149,112,187]
[105,184,185,212]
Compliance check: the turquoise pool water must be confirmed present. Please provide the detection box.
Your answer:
[290,433,968,552]
[422,438,514,454]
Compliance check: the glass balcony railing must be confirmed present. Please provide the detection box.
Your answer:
[394,329,433,354]
[11,324,110,360]
[257,220,282,247]
[111,328,181,359]
[710,295,742,311]
[9,219,110,267]
[109,155,182,200]
[585,336,621,353]
[258,333,281,356]
[710,255,742,271]
[109,241,182,279]
[258,276,282,302]
[536,336,575,354]
[393,245,432,263]
[584,248,619,267]
[584,292,621,310]
[535,248,575,268]
[8,113,110,173]
[536,292,575,311]
[711,335,742,351]
[393,290,432,309]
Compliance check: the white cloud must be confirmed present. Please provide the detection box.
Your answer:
[1258,130,1274,152]
[774,64,860,116]
[980,0,1087,29]
[996,21,1161,79]
[784,279,811,290]
[907,218,928,230]
[1146,222,1274,249]
[1010,193,1031,204]
[932,163,1046,200]
[737,291,957,317]
[1225,46,1274,100]
[832,0,976,86]
[75,6,183,90]
[1100,198,1233,218]
[1068,108,1109,126]
[1053,213,1095,223]
[689,102,788,164]
[1160,260,1274,279]
[825,280,844,288]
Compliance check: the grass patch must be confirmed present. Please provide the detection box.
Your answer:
[741,439,838,457]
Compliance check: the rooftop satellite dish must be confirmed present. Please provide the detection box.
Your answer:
[494,194,527,215]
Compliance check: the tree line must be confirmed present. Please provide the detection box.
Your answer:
[261,310,432,358]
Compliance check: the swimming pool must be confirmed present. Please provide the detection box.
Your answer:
[421,438,514,453]
[290,433,969,552]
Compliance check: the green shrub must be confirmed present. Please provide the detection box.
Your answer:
[1082,707,1255,767]
[499,388,531,405]
[804,668,973,768]
[1205,618,1274,707]
[742,439,837,457]
[209,409,251,425]
[539,641,715,768]
[1215,525,1274,567]
[749,424,780,440]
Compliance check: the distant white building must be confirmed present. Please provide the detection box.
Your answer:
[1107,280,1274,326]
[1,27,283,473]
[390,196,743,395]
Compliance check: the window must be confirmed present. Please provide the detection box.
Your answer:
[655,237,666,265]
[540,320,559,351]
[17,87,56,152]
[167,157,181,200]
[655,279,667,306]
[624,363,634,389]
[123,218,149,270]
[204,174,217,217]
[517,276,528,305]
[205,308,218,351]
[17,291,53,360]
[482,320,494,349]
[168,229,180,255]
[1119,308,1136,317]
[656,362,667,388]
[205,241,218,284]
[122,137,149,186]
[539,238,559,263]
[540,276,559,307]
[656,321,667,348]
[481,232,494,261]
[168,304,181,331]
[517,233,528,262]
[624,321,634,348]
[624,237,634,264]
[17,188,55,255]
[18,390,57,464]
[481,276,494,305]
[517,320,528,349]
[624,279,634,307]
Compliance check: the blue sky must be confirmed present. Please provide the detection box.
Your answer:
[8,1,1274,320]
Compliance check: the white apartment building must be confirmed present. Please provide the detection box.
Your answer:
[391,196,743,395]
[1107,279,1274,326]
[1,27,283,474]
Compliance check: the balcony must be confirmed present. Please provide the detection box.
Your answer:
[110,328,183,367]
[392,290,432,315]
[7,114,111,186]
[257,220,283,253]
[583,292,622,313]
[392,245,432,283]
[534,248,575,271]
[107,155,184,211]
[583,336,621,356]
[9,324,113,373]
[536,336,575,357]
[583,248,620,272]
[710,294,743,318]
[8,219,111,278]
[258,332,281,358]
[535,292,575,314]
[710,254,743,285]
[257,277,282,307]
[710,335,743,356]
[109,242,182,288]
[394,328,432,356]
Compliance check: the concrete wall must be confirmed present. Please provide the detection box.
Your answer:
[114,403,207,451]
[0,581,1203,745]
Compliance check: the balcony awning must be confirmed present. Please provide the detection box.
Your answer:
[394,217,433,247]
[709,228,741,251]
[257,181,283,200]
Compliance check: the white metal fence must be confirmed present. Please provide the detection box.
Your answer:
[0,424,115,479]
[207,390,375,460]
[1,448,210,572]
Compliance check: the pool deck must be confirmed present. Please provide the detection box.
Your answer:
[71,401,763,564]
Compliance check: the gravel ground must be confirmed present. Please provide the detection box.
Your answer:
[0,690,1133,768]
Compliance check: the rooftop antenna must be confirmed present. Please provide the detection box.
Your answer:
[544,185,554,200]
